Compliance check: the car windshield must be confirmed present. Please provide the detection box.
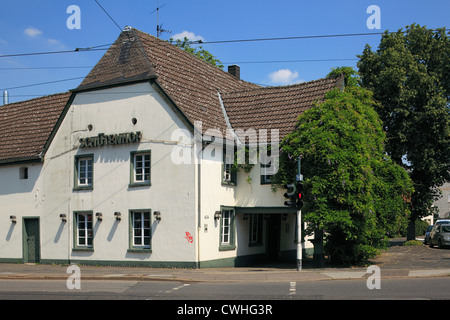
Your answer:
[442,226,450,233]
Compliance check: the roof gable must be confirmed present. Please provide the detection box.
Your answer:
[75,28,260,134]
[0,28,344,164]
[75,29,157,91]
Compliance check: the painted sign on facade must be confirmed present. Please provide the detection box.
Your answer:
[79,131,142,149]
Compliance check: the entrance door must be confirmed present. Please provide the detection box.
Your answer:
[23,218,40,263]
[266,214,281,261]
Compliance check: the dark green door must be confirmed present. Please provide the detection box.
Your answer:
[23,218,40,263]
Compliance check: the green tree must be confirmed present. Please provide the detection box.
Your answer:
[274,68,413,265]
[168,37,224,70]
[357,24,450,240]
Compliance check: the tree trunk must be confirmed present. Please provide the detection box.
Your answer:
[312,229,325,268]
[406,218,416,241]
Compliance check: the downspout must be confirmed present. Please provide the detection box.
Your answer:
[195,125,202,269]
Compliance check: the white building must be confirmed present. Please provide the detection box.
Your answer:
[0,28,343,268]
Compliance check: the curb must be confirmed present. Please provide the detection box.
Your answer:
[0,269,449,283]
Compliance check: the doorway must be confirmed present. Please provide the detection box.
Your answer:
[23,218,40,263]
[266,214,281,262]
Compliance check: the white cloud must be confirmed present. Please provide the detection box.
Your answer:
[268,69,304,85]
[47,38,65,49]
[171,31,205,42]
[24,27,43,37]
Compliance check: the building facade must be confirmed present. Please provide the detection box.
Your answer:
[0,28,342,268]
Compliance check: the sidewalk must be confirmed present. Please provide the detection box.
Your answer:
[0,262,449,283]
[1,239,449,283]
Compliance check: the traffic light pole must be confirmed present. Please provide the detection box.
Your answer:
[296,208,302,271]
[296,156,302,271]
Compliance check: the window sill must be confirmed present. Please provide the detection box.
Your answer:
[221,181,236,186]
[72,247,94,252]
[219,245,236,251]
[73,186,93,191]
[127,248,152,253]
[128,182,151,188]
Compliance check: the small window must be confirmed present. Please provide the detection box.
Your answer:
[249,214,263,246]
[74,212,93,249]
[130,151,151,187]
[129,210,152,251]
[219,208,236,251]
[74,155,93,190]
[19,167,28,180]
[260,154,278,184]
[222,148,237,185]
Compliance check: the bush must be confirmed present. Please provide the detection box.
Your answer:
[415,219,429,237]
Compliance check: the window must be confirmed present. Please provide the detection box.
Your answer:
[222,148,237,185]
[129,210,152,252]
[219,208,236,251]
[74,212,93,249]
[74,154,93,190]
[130,151,151,187]
[221,211,231,245]
[249,214,263,246]
[260,154,277,184]
[19,167,28,180]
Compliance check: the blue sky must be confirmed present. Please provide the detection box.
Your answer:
[0,0,448,104]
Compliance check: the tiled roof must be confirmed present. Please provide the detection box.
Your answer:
[221,77,344,139]
[0,92,71,163]
[76,29,157,91]
[76,28,260,133]
[0,28,342,164]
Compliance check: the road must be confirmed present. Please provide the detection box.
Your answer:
[0,277,449,300]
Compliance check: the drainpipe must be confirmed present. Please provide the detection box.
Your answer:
[195,125,202,269]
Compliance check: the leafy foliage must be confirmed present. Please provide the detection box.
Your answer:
[168,37,224,70]
[274,69,413,265]
[357,24,450,239]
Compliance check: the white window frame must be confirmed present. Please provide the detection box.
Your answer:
[221,210,231,245]
[76,212,93,248]
[130,151,151,187]
[132,211,151,248]
[78,157,93,186]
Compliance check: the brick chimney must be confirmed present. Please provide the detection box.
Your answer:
[228,65,240,80]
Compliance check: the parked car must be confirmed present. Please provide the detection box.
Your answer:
[424,225,434,245]
[435,219,450,225]
[429,224,450,248]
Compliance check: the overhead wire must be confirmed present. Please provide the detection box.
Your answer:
[0,77,85,91]
[93,0,123,33]
[189,29,445,45]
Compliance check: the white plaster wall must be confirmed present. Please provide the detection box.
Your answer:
[0,164,44,259]
[40,82,197,263]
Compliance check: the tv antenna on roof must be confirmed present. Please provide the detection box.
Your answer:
[151,0,171,38]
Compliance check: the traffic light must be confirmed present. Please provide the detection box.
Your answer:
[283,183,297,208]
[296,182,304,209]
